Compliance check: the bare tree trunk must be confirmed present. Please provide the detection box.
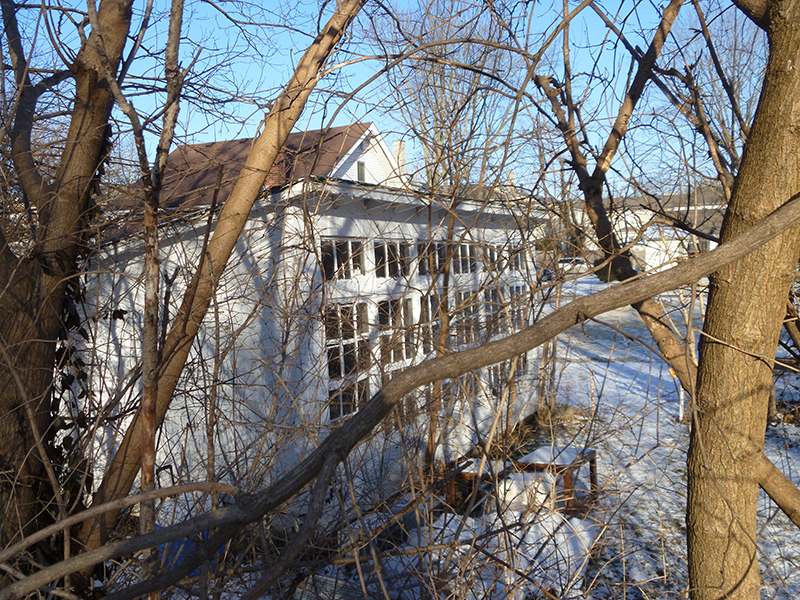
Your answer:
[688,2,800,598]
[0,0,134,548]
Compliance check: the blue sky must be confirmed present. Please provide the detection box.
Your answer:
[118,0,762,196]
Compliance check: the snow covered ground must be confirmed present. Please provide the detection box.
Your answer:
[550,279,800,598]
[145,278,800,599]
[286,278,800,599]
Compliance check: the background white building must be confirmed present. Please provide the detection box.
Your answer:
[79,123,549,519]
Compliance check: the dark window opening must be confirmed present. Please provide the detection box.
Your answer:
[375,242,410,278]
[374,243,387,278]
[321,239,363,280]
[417,243,430,276]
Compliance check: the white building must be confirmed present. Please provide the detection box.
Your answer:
[547,187,724,275]
[613,188,724,272]
[80,123,547,514]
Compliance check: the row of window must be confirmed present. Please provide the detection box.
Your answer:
[325,299,418,382]
[321,239,529,281]
[324,287,531,421]
[325,287,529,388]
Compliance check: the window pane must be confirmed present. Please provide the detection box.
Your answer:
[341,386,355,415]
[358,339,371,368]
[399,243,410,276]
[352,241,363,274]
[374,243,387,278]
[487,247,496,270]
[336,240,350,278]
[417,243,429,276]
[321,241,335,280]
[437,243,447,273]
[343,342,357,375]
[324,307,339,339]
[357,303,368,334]
[328,346,341,379]
[388,243,399,277]
[378,300,390,327]
[341,304,354,339]
[329,390,341,420]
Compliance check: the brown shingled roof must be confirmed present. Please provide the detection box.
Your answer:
[100,123,370,243]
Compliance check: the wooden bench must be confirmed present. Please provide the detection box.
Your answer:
[513,446,598,510]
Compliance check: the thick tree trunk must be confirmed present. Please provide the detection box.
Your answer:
[0,262,60,547]
[0,0,134,549]
[687,3,800,598]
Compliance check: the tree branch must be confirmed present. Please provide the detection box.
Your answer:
[732,0,770,30]
[758,453,800,527]
[1,0,52,203]
[0,483,238,566]
[692,0,750,139]
[593,0,685,178]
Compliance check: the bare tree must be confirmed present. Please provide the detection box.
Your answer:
[0,0,366,591]
[4,1,800,599]
[525,1,800,596]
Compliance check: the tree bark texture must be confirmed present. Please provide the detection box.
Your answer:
[0,0,134,548]
[688,2,800,598]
